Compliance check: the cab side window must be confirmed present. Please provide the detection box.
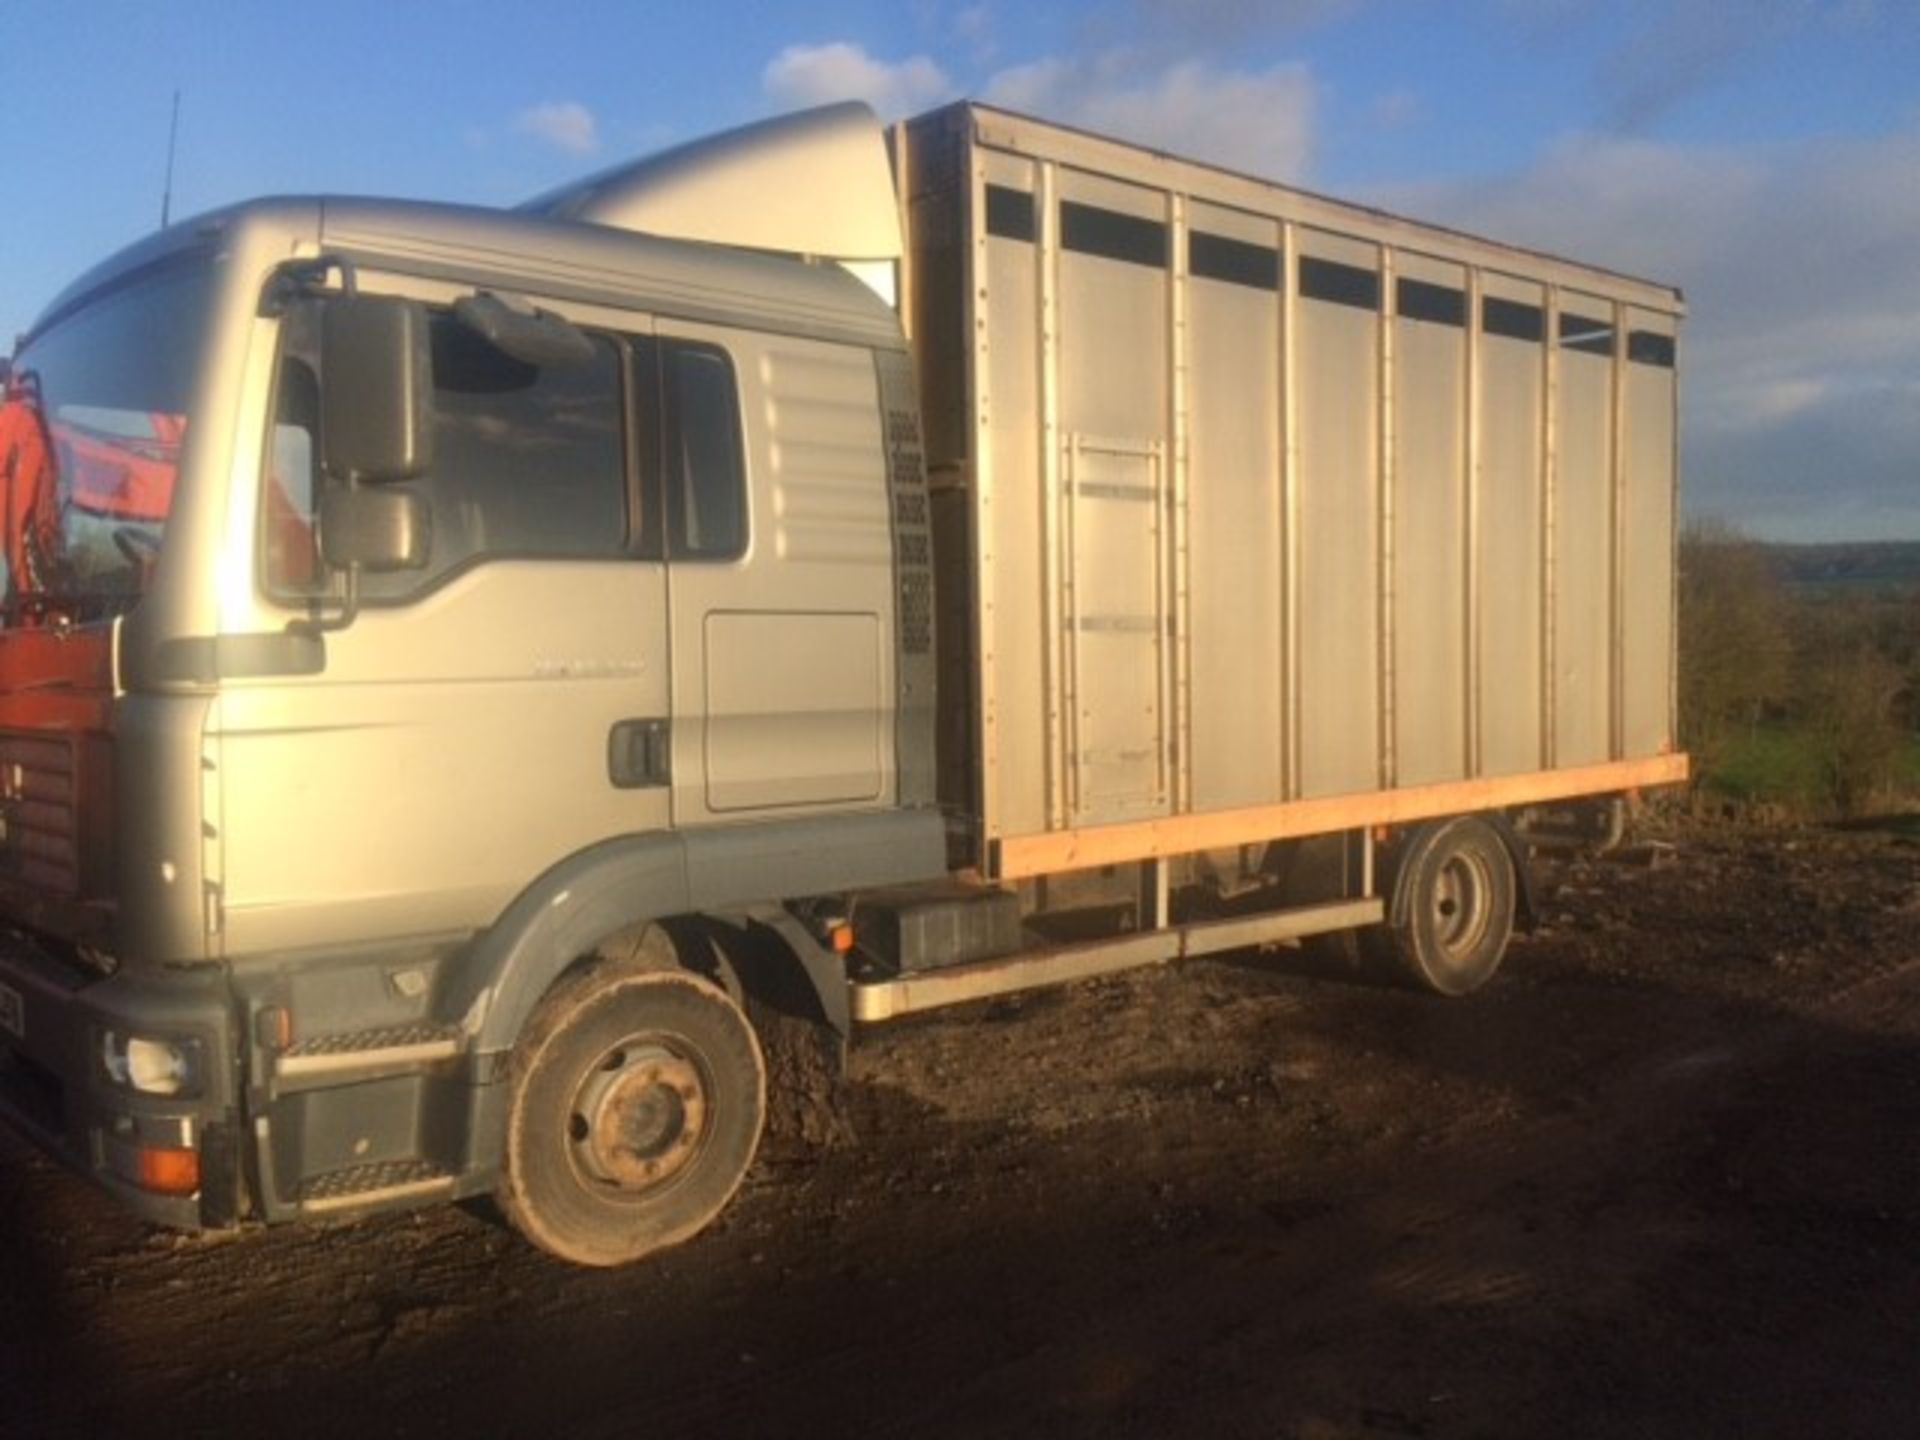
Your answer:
[660,340,747,561]
[262,300,627,600]
[406,319,625,595]
[265,356,322,590]
[263,302,322,591]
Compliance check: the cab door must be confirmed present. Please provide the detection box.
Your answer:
[651,320,896,825]
[213,293,671,958]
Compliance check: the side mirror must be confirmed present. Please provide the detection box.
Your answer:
[321,295,433,482]
[318,485,430,573]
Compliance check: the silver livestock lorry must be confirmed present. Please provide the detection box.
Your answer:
[0,102,1684,1264]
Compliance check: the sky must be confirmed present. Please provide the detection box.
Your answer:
[1,0,1915,540]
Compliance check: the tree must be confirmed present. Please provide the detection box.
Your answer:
[1796,597,1908,816]
[1677,520,1791,778]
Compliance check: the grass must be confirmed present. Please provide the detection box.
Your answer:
[1704,723,1920,808]
[1707,725,1826,804]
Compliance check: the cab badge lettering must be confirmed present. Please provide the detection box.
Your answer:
[532,658,645,679]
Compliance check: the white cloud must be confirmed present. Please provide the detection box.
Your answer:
[1371,126,1920,538]
[515,102,599,155]
[1378,133,1762,290]
[953,2,994,58]
[763,42,954,119]
[1720,378,1831,430]
[984,55,1316,182]
[756,39,1313,179]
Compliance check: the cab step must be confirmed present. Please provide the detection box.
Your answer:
[276,1022,463,1080]
[297,1158,455,1215]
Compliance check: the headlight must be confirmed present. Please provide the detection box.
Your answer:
[100,1030,202,1098]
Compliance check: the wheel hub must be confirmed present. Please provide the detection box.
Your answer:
[570,1043,710,1191]
[1432,853,1492,957]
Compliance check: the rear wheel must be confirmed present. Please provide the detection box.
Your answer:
[500,959,766,1267]
[1376,816,1516,996]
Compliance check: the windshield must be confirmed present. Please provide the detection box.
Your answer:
[0,257,212,623]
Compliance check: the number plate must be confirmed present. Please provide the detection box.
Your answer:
[0,980,22,1039]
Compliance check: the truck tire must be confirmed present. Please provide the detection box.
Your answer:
[499,962,766,1267]
[1377,816,1516,996]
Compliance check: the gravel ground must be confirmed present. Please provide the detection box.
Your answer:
[4,816,1918,1438]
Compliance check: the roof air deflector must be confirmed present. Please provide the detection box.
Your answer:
[520,102,901,263]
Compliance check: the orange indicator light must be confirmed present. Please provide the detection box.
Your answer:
[135,1145,201,1196]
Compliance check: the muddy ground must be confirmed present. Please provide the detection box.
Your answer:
[4,817,1919,1438]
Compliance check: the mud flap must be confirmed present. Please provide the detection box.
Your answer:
[736,906,857,1151]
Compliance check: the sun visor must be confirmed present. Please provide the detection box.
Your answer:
[521,102,901,263]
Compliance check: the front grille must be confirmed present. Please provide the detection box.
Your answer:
[0,733,81,895]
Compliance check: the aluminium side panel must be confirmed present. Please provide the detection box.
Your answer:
[1295,229,1382,798]
[1552,291,1616,768]
[901,103,1682,873]
[901,114,984,843]
[1185,201,1285,812]
[1390,253,1470,788]
[1053,169,1174,824]
[1476,272,1547,778]
[978,146,1049,839]
[1621,307,1679,759]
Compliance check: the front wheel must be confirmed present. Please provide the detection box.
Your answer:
[1377,816,1517,996]
[500,963,766,1267]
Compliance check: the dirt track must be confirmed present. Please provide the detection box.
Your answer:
[5,818,1919,1438]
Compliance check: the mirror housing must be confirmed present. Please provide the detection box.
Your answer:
[453,292,596,368]
[318,485,430,573]
[321,295,433,482]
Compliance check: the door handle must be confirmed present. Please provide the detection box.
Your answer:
[609,718,671,789]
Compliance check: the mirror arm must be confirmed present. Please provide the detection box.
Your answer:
[261,254,359,318]
[288,565,361,638]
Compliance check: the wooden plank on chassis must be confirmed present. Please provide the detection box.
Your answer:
[993,752,1687,879]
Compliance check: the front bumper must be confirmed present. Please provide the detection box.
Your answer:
[0,928,241,1229]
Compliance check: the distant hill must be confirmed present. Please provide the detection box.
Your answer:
[1765,542,1920,590]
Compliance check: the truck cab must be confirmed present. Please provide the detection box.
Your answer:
[0,111,946,1258]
